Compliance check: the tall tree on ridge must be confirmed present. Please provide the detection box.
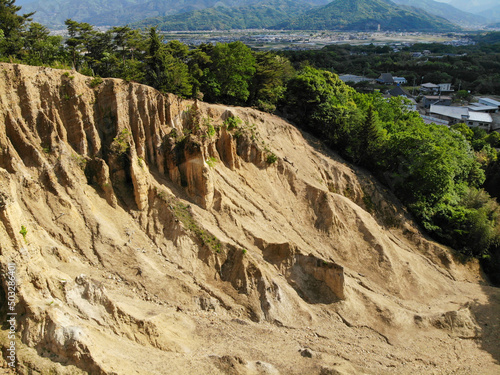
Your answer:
[0,0,34,56]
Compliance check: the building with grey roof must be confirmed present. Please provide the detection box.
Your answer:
[420,83,440,95]
[377,73,394,85]
[423,95,452,108]
[468,103,498,113]
[478,98,500,111]
[430,105,493,131]
[338,74,374,84]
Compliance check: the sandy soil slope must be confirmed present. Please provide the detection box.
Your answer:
[0,63,498,374]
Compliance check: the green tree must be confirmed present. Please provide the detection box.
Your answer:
[109,27,147,82]
[282,66,360,152]
[355,105,385,168]
[454,89,472,103]
[485,132,500,148]
[384,125,483,206]
[165,40,189,60]
[86,30,114,76]
[201,41,256,104]
[64,19,94,70]
[24,22,63,65]
[145,28,191,97]
[250,52,294,112]
[0,0,33,56]
[187,47,211,98]
[451,122,473,142]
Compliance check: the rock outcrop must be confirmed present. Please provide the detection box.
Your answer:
[0,63,499,375]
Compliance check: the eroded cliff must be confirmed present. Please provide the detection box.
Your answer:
[0,63,499,375]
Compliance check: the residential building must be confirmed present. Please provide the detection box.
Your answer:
[438,83,453,94]
[388,87,417,111]
[393,76,407,85]
[420,83,440,95]
[377,73,394,85]
[338,74,374,84]
[478,98,500,112]
[429,105,493,131]
[420,115,449,126]
[467,103,499,113]
[423,95,452,108]
[388,86,411,98]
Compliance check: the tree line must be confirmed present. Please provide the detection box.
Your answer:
[0,1,293,112]
[1,0,499,283]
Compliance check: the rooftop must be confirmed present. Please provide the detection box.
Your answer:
[423,95,452,100]
[468,103,498,112]
[430,105,492,123]
[338,74,373,83]
[389,86,411,97]
[478,97,500,107]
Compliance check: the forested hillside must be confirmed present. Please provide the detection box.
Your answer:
[21,0,330,27]
[392,0,487,26]
[276,0,458,31]
[132,0,314,31]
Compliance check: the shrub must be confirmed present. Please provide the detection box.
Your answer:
[89,76,103,88]
[19,225,27,242]
[266,153,278,164]
[224,116,242,131]
[206,156,217,168]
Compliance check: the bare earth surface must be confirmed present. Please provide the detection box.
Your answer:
[0,63,499,374]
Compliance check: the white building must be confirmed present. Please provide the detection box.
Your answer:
[338,74,373,84]
[393,76,407,85]
[468,103,498,113]
[420,83,440,95]
[478,98,500,112]
[429,105,493,131]
[438,83,453,93]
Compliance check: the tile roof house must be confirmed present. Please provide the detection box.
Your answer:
[377,73,394,85]
[423,95,452,108]
[388,86,411,97]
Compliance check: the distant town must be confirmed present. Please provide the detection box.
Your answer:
[50,29,476,51]
[156,30,476,50]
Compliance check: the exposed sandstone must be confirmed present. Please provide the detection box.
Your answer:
[0,63,499,375]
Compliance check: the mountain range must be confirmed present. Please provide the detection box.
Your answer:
[392,0,487,26]
[20,0,480,30]
[437,0,500,22]
[275,0,457,31]
[133,0,316,31]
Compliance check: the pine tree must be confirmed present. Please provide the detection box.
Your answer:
[145,28,191,97]
[0,0,33,56]
[358,105,382,168]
